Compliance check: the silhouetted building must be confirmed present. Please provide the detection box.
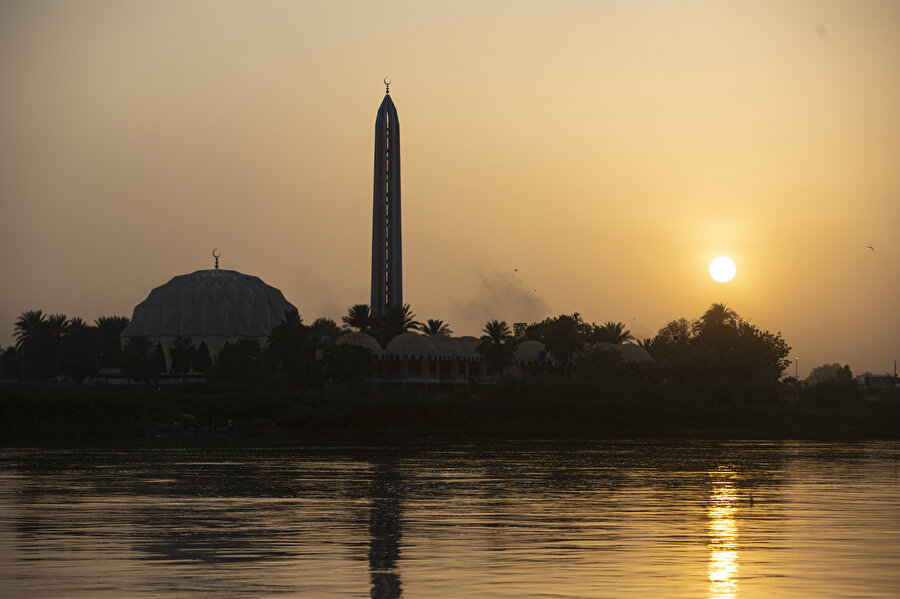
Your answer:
[371,81,402,317]
[336,331,559,386]
[121,266,297,373]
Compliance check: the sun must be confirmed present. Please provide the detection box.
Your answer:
[709,256,736,283]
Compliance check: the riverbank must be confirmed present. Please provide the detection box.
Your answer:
[1,380,898,443]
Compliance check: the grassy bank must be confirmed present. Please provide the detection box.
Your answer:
[1,380,898,443]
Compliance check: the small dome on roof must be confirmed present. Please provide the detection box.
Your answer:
[384,332,437,357]
[122,269,296,339]
[336,332,382,353]
[455,336,481,354]
[430,334,464,356]
[593,342,653,363]
[514,339,548,364]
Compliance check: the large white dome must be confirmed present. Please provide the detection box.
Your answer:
[122,269,297,339]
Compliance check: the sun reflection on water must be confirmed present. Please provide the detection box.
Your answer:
[708,470,739,599]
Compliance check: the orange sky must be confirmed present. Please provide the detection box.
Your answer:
[1,0,898,377]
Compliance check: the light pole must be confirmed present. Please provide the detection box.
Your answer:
[795,357,799,380]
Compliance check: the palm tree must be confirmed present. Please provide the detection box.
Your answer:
[636,337,657,354]
[124,336,153,383]
[477,319,518,376]
[47,313,69,341]
[376,303,421,344]
[46,313,69,376]
[67,317,88,329]
[342,304,373,334]
[14,309,47,350]
[699,303,738,330]
[94,315,131,331]
[60,317,94,381]
[592,321,635,344]
[0,346,20,380]
[420,318,452,337]
[268,309,311,385]
[14,310,52,379]
[169,336,196,382]
[541,314,585,364]
[94,315,131,369]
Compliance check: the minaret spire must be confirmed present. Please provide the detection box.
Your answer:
[371,83,402,317]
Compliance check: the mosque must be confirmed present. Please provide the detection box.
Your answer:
[121,83,649,383]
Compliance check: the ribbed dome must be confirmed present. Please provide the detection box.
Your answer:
[593,342,654,363]
[430,334,464,357]
[122,269,297,339]
[336,331,382,353]
[455,336,481,354]
[514,340,548,364]
[384,332,436,357]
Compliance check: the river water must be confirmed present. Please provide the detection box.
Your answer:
[0,441,897,598]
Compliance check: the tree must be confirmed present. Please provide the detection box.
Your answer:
[0,346,20,380]
[324,343,375,383]
[209,338,272,386]
[60,317,95,382]
[644,317,693,363]
[123,336,155,384]
[477,319,518,376]
[575,346,625,382]
[375,303,421,345]
[653,318,693,347]
[513,322,529,341]
[268,309,311,384]
[94,316,130,370]
[13,309,54,379]
[725,321,792,384]
[801,363,858,405]
[169,336,196,382]
[309,317,342,346]
[540,314,587,374]
[420,318,452,337]
[47,313,69,343]
[342,304,374,334]
[807,363,851,385]
[590,321,635,344]
[697,302,738,331]
[13,309,46,350]
[658,305,791,385]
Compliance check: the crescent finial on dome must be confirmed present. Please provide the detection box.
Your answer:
[212,248,220,269]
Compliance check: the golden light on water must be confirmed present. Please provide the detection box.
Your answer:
[708,472,739,599]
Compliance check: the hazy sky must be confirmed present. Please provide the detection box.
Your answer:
[1,0,898,377]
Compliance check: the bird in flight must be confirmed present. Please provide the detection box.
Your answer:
[866,245,875,252]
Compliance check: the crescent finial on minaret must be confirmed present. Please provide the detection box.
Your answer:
[212,248,220,269]
[384,77,391,94]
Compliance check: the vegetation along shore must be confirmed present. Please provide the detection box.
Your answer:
[2,302,896,443]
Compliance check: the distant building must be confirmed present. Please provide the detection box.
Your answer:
[861,373,899,389]
[371,81,403,317]
[336,331,557,387]
[121,266,297,373]
[592,342,654,363]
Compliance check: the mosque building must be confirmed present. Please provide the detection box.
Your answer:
[120,257,297,374]
[120,83,649,383]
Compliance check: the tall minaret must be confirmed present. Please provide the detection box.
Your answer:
[371,79,402,316]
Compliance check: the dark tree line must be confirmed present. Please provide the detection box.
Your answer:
[210,311,374,388]
[3,302,792,390]
[639,303,791,386]
[471,303,790,386]
[1,310,131,382]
